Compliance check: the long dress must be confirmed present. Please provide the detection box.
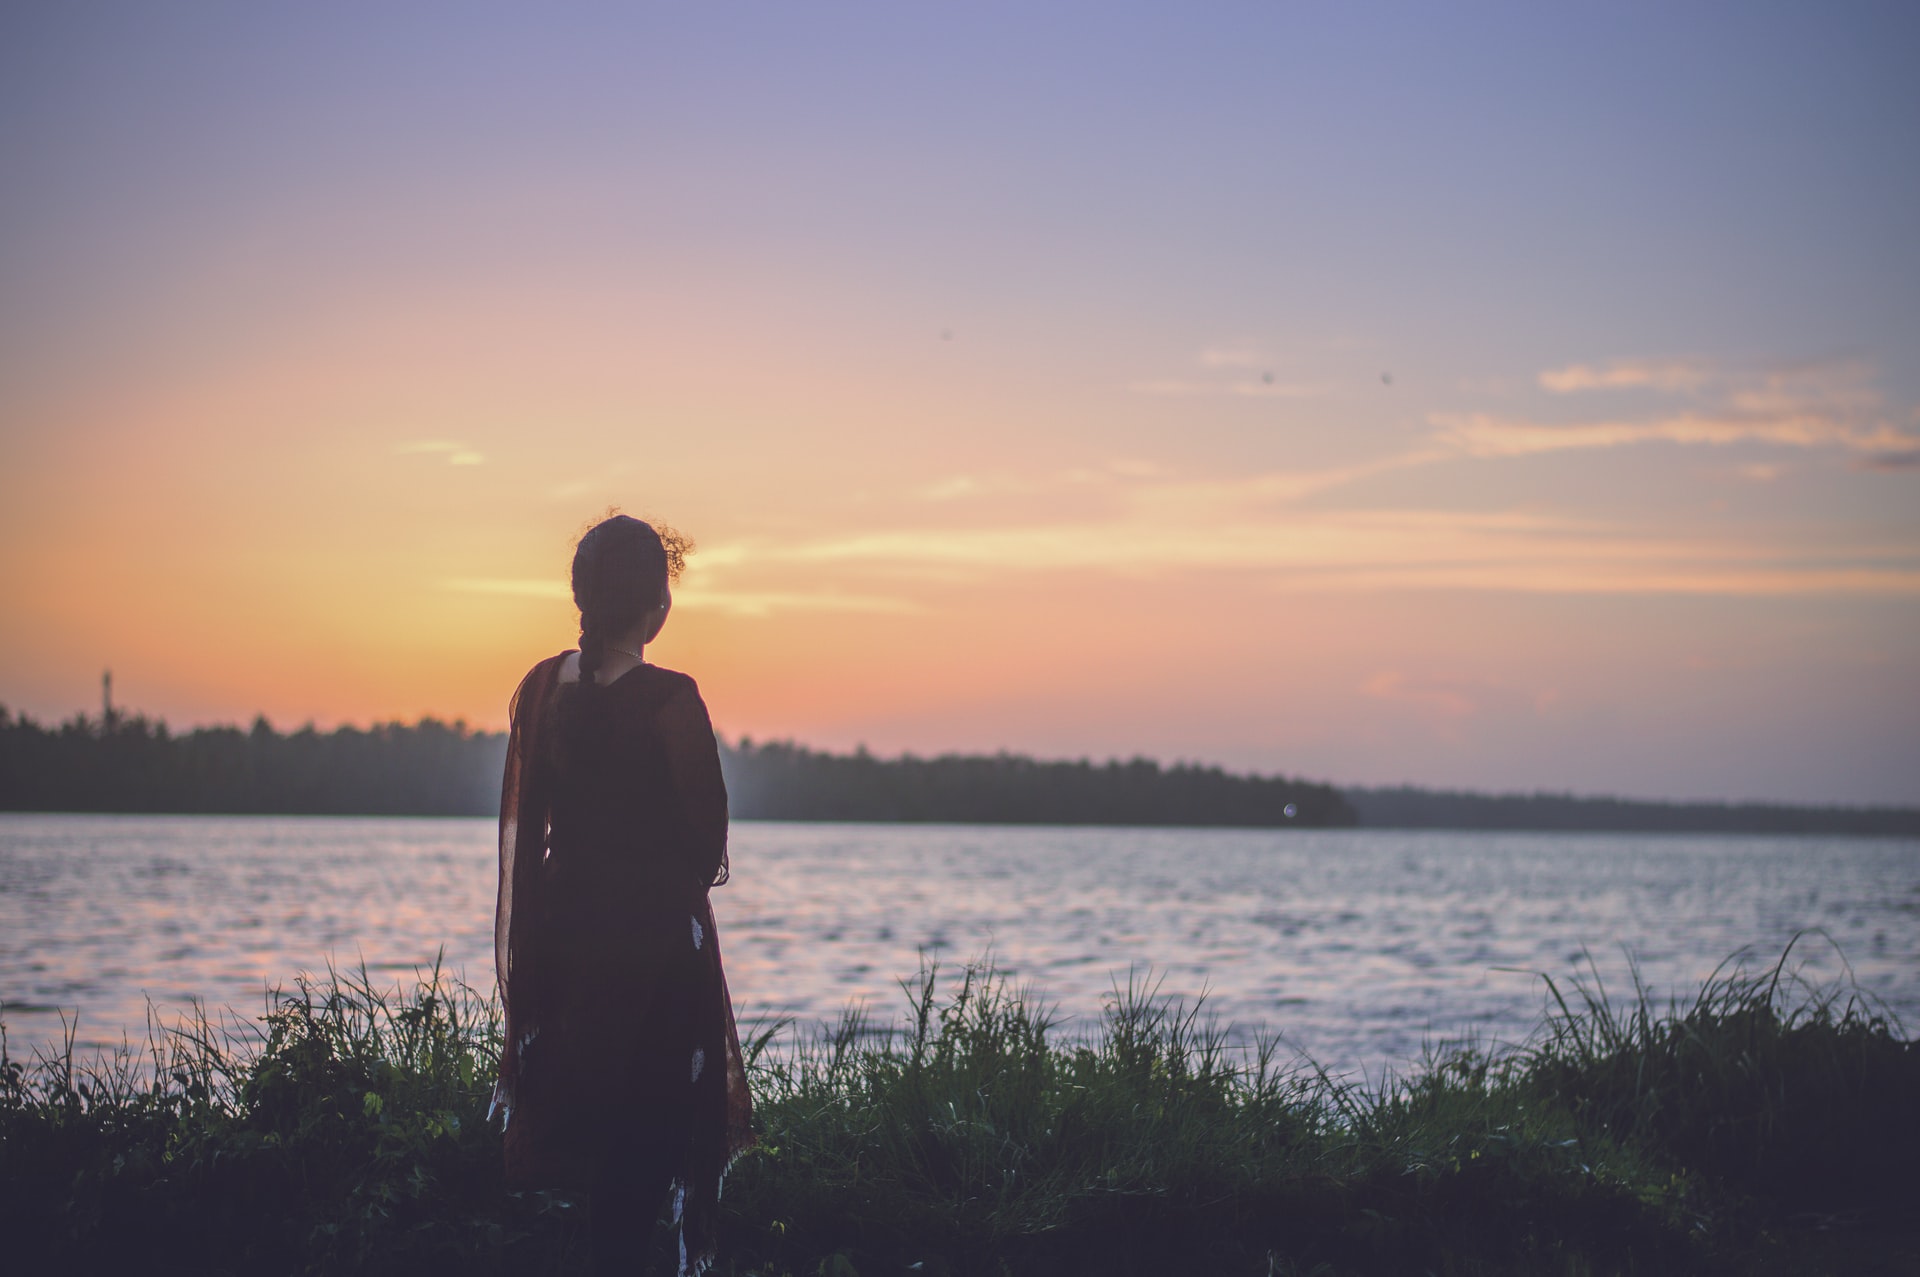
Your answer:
[492,652,753,1274]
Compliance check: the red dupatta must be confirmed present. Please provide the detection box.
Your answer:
[491,655,562,1128]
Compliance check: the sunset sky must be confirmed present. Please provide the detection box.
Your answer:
[2,4,1916,804]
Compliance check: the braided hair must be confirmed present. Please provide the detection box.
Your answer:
[550,514,689,770]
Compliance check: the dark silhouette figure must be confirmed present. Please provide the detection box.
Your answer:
[492,515,751,1275]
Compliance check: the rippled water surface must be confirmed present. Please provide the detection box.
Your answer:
[3,814,1916,1079]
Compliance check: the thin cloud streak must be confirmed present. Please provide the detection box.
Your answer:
[1290,564,1920,595]
[1857,450,1920,472]
[395,440,485,466]
[1432,411,1920,459]
[440,577,569,599]
[912,473,1060,502]
[704,510,1920,597]
[1515,356,1914,460]
[723,353,1920,605]
[675,590,923,618]
[912,453,1444,513]
[1539,358,1712,394]
[1127,346,1332,398]
[1199,347,1269,369]
[1362,670,1477,718]
[438,577,917,617]
[1131,451,1449,508]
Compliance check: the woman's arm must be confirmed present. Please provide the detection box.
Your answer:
[658,683,730,887]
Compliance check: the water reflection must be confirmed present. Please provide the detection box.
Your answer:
[1,814,1915,1080]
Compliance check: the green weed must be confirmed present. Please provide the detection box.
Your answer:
[2,937,1915,1275]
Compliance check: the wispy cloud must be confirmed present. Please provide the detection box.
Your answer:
[675,589,921,617]
[440,577,568,599]
[1128,345,1330,398]
[715,511,1577,575]
[1431,411,1920,459]
[395,440,485,466]
[828,410,1919,597]
[547,463,631,501]
[1442,358,1919,465]
[1198,347,1268,369]
[913,472,1064,502]
[915,460,1172,503]
[447,489,1920,605]
[1857,450,1920,472]
[1128,452,1446,508]
[916,475,986,501]
[437,577,917,617]
[450,352,1917,615]
[1538,358,1713,395]
[701,509,1920,597]
[1727,359,1884,416]
[1320,563,1920,595]
[1361,670,1476,718]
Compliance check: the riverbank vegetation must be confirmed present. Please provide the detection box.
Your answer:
[10,704,1920,833]
[0,707,502,816]
[4,940,1915,1274]
[0,707,1354,827]
[721,737,1353,826]
[1341,783,1920,836]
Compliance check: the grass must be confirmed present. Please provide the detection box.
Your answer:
[3,938,1915,1275]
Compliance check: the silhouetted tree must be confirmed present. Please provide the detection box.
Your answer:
[0,707,1355,826]
[1340,784,1920,836]
[718,738,1355,827]
[4,705,1909,833]
[0,706,504,815]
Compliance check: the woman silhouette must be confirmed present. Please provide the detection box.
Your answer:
[492,514,751,1274]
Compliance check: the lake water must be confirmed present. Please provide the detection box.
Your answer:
[2,814,1916,1081]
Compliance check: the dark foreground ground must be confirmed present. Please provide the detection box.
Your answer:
[3,940,1916,1275]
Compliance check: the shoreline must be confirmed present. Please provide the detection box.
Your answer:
[6,807,1920,837]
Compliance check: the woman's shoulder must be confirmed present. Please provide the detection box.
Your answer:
[510,652,568,722]
[610,665,711,731]
[510,652,570,704]
[631,666,715,744]
[516,652,572,692]
[629,662,703,701]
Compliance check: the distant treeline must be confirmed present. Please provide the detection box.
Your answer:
[720,738,1353,827]
[3,706,1916,834]
[0,708,1350,827]
[1345,785,1920,837]
[0,708,503,816]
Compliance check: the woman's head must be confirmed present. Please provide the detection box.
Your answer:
[551,514,691,771]
[570,514,690,685]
